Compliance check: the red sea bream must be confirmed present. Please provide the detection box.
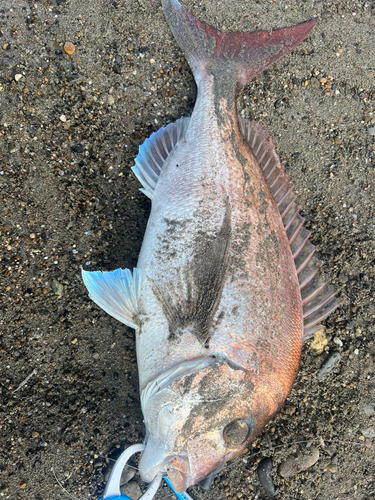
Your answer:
[82,0,338,493]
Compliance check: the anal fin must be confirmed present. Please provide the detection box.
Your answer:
[82,268,141,329]
[132,117,190,199]
[239,117,339,340]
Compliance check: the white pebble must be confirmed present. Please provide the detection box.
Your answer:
[364,403,375,417]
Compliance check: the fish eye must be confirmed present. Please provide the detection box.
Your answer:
[223,419,250,447]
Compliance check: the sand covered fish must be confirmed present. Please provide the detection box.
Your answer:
[83,0,338,493]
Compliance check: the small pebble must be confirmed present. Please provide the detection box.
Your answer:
[257,457,276,496]
[108,95,115,106]
[311,329,328,355]
[326,462,338,473]
[14,74,22,81]
[279,447,319,478]
[51,279,64,296]
[59,114,67,122]
[2,55,15,67]
[121,466,136,485]
[310,77,319,89]
[120,481,142,500]
[72,144,83,153]
[333,337,343,347]
[64,42,76,56]
[361,428,375,438]
[368,127,375,135]
[364,403,375,417]
[317,352,341,379]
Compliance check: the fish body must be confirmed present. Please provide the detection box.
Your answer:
[83,0,338,493]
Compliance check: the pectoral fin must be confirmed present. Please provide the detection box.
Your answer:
[82,268,141,329]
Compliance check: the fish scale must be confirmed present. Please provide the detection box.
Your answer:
[82,0,338,494]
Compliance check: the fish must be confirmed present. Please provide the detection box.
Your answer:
[82,0,338,493]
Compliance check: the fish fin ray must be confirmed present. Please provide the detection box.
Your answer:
[82,268,141,329]
[132,117,190,199]
[163,0,317,91]
[302,324,323,341]
[239,117,339,339]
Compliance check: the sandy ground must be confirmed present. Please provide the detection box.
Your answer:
[0,0,374,499]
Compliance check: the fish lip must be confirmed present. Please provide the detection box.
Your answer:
[139,453,193,492]
[164,454,193,493]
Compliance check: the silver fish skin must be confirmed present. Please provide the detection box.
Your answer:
[82,0,338,493]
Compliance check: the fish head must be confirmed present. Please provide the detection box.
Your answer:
[139,358,275,493]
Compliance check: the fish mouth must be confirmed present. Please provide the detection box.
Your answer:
[139,436,193,493]
[165,455,193,493]
[140,451,192,493]
[140,448,225,493]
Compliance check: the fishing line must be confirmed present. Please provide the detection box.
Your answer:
[51,467,79,500]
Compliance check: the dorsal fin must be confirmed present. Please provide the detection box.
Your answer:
[239,117,339,340]
[132,117,190,199]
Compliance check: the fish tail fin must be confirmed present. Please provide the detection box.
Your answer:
[163,0,317,90]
